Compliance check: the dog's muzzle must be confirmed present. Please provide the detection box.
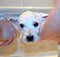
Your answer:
[26,35,34,42]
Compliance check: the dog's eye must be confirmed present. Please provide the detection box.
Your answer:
[20,24,24,28]
[33,22,38,27]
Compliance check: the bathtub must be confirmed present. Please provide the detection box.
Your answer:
[0,7,58,57]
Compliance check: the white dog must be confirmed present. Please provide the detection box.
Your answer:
[18,11,47,42]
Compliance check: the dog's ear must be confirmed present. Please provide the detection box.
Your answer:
[9,19,19,29]
[41,14,48,19]
[40,13,48,25]
[41,15,48,26]
[35,12,48,19]
[34,12,48,26]
[35,12,48,18]
[9,19,15,22]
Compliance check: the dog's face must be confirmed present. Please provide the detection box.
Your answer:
[18,11,46,42]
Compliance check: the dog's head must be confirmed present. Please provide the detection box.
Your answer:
[18,11,47,42]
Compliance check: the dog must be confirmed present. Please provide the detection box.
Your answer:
[18,11,48,42]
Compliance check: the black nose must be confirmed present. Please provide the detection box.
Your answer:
[26,35,34,42]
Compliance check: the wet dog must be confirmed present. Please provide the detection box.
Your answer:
[18,11,47,42]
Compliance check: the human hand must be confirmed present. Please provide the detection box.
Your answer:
[0,19,17,46]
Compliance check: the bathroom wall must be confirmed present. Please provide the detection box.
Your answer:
[0,0,53,7]
[0,0,54,14]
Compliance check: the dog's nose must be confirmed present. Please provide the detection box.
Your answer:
[26,35,34,42]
